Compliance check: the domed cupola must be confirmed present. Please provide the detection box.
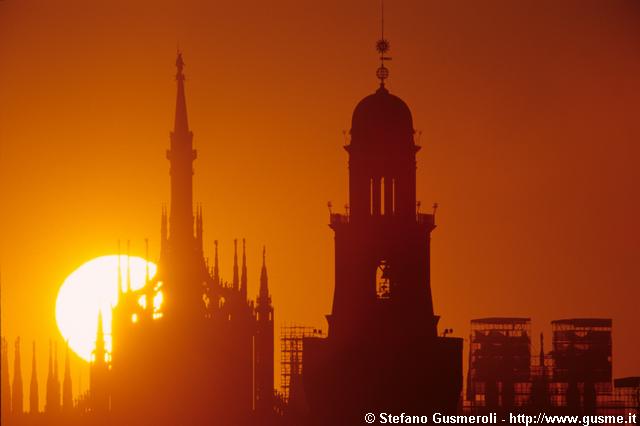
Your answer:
[345,30,419,220]
[350,86,414,148]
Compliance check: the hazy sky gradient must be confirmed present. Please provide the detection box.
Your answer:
[1,0,639,406]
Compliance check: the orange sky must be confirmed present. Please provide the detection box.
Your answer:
[1,0,639,406]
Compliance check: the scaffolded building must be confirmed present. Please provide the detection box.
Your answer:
[466,318,532,410]
[465,317,638,417]
[550,319,612,413]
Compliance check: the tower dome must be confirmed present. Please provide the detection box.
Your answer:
[350,86,414,148]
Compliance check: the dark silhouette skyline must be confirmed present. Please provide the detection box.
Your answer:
[2,1,640,389]
[1,45,638,424]
[0,0,637,422]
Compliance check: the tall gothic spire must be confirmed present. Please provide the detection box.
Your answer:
[117,241,123,298]
[63,342,72,412]
[1,338,11,419]
[233,239,239,291]
[12,337,23,415]
[126,241,132,292]
[167,51,197,249]
[91,311,110,415]
[95,311,106,365]
[240,238,248,300]
[53,341,60,409]
[45,341,53,413]
[258,246,270,304]
[213,240,220,286]
[29,341,38,414]
[45,340,60,413]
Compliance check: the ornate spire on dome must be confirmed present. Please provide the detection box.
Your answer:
[376,0,392,87]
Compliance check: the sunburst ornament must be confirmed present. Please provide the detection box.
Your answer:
[375,1,392,86]
[376,38,390,55]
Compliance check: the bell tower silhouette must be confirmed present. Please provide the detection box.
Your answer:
[303,9,463,424]
[328,8,436,344]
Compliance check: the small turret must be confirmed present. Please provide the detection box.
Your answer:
[126,241,132,292]
[240,238,248,301]
[95,312,106,365]
[90,311,110,415]
[45,340,60,413]
[29,341,38,414]
[12,337,23,414]
[1,338,10,421]
[117,241,123,299]
[232,239,239,291]
[213,240,220,287]
[258,246,271,306]
[63,342,72,413]
[45,341,54,413]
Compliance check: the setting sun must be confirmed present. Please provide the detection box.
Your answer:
[55,255,157,361]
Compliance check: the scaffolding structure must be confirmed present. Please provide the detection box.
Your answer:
[601,377,640,416]
[463,317,636,417]
[280,325,323,401]
[550,319,613,411]
[467,318,532,410]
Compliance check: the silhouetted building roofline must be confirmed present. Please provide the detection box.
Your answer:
[472,317,531,325]
[614,377,640,388]
[552,318,612,328]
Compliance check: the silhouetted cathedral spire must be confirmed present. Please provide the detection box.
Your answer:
[258,246,270,303]
[1,338,10,421]
[91,311,109,415]
[29,341,38,414]
[54,343,59,396]
[233,239,239,291]
[12,337,23,415]
[63,342,72,413]
[126,241,132,292]
[117,241,123,299]
[167,51,196,253]
[173,51,190,136]
[240,238,248,300]
[213,240,220,286]
[255,246,274,413]
[95,312,106,364]
[107,52,279,425]
[45,341,53,412]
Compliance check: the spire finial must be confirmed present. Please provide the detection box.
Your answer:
[176,50,185,80]
[375,0,391,87]
[29,340,38,414]
[117,240,123,296]
[259,245,270,303]
[145,238,150,283]
[126,241,132,292]
[240,238,248,300]
[213,240,220,286]
[173,51,190,134]
[233,238,239,291]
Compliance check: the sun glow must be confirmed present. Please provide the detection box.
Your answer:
[55,255,157,362]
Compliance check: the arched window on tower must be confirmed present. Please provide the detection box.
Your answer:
[376,260,391,299]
